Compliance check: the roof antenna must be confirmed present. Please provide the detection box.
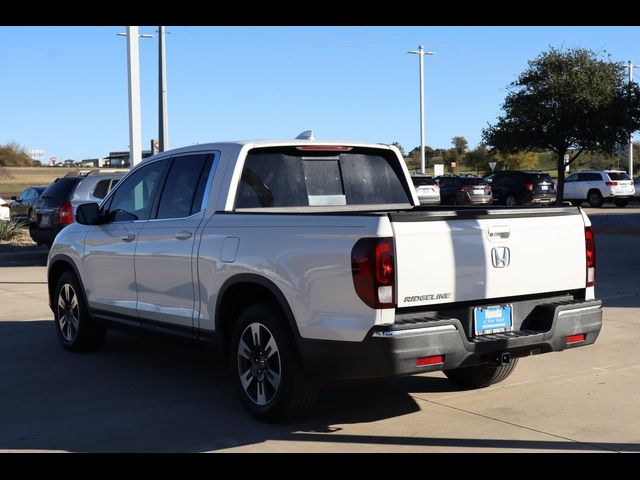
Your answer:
[295,130,315,141]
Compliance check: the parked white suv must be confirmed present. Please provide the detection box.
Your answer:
[564,170,635,207]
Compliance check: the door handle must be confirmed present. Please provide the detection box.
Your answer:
[175,231,192,240]
[122,233,136,242]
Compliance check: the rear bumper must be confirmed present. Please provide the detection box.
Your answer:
[417,197,441,205]
[29,223,64,246]
[528,195,556,204]
[605,194,633,200]
[299,298,602,379]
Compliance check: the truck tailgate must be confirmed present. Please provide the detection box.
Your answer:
[390,208,586,308]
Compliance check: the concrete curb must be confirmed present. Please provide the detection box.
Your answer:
[0,248,48,263]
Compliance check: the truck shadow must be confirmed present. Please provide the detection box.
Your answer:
[0,320,637,453]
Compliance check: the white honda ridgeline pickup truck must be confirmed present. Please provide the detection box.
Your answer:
[47,136,602,420]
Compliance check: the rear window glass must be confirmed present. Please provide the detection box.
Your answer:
[608,172,631,181]
[525,173,553,182]
[412,176,435,186]
[41,178,81,201]
[236,148,410,208]
[460,177,486,186]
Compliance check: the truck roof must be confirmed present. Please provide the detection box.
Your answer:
[140,139,395,164]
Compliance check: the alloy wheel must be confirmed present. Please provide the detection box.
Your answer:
[57,283,79,342]
[237,322,282,406]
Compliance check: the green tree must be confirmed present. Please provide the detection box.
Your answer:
[466,145,492,175]
[482,47,640,204]
[0,142,34,167]
[452,136,468,156]
[496,151,539,170]
[390,141,405,157]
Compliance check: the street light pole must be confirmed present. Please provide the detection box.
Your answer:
[118,28,153,167]
[126,26,142,167]
[627,60,639,179]
[158,26,169,152]
[408,45,435,174]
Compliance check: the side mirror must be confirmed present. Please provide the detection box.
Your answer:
[11,196,18,201]
[76,202,100,225]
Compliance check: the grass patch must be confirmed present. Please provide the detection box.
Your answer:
[0,219,24,242]
[0,166,80,198]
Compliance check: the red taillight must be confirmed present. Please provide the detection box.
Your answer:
[585,226,596,287]
[566,334,586,345]
[416,355,444,367]
[351,237,395,309]
[59,200,74,224]
[296,145,353,151]
[524,182,534,191]
[605,181,618,186]
[459,185,471,192]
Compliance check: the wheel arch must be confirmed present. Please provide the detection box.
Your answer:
[215,274,300,353]
[48,254,86,310]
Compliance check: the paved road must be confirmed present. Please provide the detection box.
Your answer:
[0,232,638,452]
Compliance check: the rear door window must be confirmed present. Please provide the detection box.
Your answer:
[156,154,213,219]
[91,179,112,200]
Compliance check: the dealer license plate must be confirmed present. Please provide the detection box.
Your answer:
[474,305,512,335]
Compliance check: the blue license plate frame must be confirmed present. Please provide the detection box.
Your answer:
[474,305,513,336]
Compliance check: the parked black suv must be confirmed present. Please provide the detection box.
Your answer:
[30,172,123,247]
[435,175,492,205]
[485,170,556,206]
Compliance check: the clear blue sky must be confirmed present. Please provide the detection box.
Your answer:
[1,26,638,162]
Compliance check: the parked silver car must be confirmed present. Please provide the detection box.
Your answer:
[411,175,440,205]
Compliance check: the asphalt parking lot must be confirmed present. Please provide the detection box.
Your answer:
[0,206,639,452]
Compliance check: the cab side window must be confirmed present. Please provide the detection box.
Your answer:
[107,160,168,221]
[156,154,213,219]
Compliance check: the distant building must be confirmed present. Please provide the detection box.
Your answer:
[104,150,153,168]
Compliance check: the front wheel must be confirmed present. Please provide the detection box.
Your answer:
[230,303,318,421]
[444,358,519,388]
[54,271,106,352]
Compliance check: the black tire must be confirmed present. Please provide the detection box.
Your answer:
[587,190,603,208]
[53,271,106,352]
[505,195,518,207]
[614,198,628,207]
[569,200,582,207]
[444,358,519,388]
[230,303,318,421]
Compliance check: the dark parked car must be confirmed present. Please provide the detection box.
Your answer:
[485,170,556,206]
[10,186,47,223]
[435,175,492,205]
[30,172,123,246]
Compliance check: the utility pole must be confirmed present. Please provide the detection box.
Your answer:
[627,60,639,179]
[408,45,435,174]
[158,26,169,152]
[126,26,142,167]
[118,28,153,167]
